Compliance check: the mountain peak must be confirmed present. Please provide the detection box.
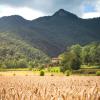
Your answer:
[53,9,78,19]
[55,9,67,16]
[1,15,25,20]
[0,15,29,24]
[53,9,68,16]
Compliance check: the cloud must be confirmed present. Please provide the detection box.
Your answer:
[0,0,83,16]
[82,0,100,18]
[0,5,45,20]
[0,0,100,19]
[0,0,85,16]
[0,0,27,7]
[82,12,100,19]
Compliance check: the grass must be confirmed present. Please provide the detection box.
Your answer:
[81,65,100,69]
[0,65,100,76]
[47,67,60,73]
[0,67,62,76]
[0,71,64,76]
[72,68,100,75]
[0,68,29,72]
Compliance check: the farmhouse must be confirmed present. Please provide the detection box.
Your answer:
[51,58,61,64]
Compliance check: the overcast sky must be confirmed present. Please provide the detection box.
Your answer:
[0,0,100,20]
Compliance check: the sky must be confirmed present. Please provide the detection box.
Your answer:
[0,0,100,20]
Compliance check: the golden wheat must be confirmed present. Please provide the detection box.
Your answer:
[0,76,100,100]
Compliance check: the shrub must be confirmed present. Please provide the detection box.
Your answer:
[65,70,71,76]
[40,70,45,76]
[28,66,32,71]
[55,70,58,73]
[96,71,100,76]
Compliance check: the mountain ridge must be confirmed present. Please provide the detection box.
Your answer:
[0,9,100,57]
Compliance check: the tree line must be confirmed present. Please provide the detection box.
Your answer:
[60,42,100,72]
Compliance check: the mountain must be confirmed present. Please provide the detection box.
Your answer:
[0,16,50,66]
[0,9,100,58]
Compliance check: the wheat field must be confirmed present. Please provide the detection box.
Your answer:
[0,76,100,100]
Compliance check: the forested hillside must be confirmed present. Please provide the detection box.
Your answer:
[0,32,49,68]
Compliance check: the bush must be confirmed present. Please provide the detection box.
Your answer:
[65,70,71,76]
[40,70,45,76]
[28,66,32,71]
[55,70,58,73]
[96,71,100,76]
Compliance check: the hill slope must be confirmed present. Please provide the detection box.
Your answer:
[0,9,100,57]
[0,32,49,67]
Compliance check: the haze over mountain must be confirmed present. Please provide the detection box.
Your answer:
[0,9,100,57]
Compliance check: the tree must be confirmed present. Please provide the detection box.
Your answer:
[70,44,82,57]
[61,51,81,72]
[81,42,100,65]
[70,56,81,70]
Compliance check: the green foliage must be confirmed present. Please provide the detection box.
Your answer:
[0,33,50,69]
[60,42,100,72]
[48,67,60,73]
[65,70,71,76]
[81,42,100,65]
[61,51,81,72]
[40,70,45,76]
[96,71,100,76]
[71,57,81,70]
[81,65,100,69]
[29,61,36,68]
[39,64,45,70]
[28,66,32,71]
[17,60,28,68]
